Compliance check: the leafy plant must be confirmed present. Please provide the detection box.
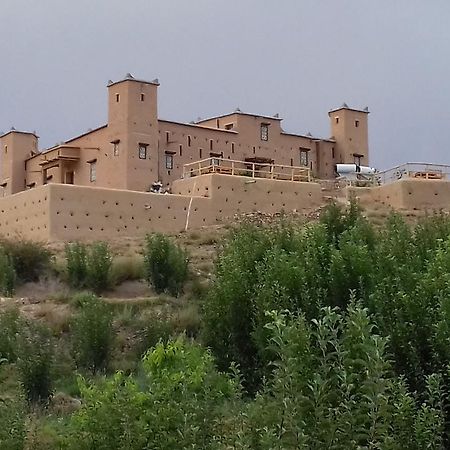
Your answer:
[65,242,87,289]
[0,246,16,296]
[86,241,113,293]
[143,234,188,297]
[71,294,113,372]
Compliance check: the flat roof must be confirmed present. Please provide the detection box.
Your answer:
[0,129,39,139]
[328,106,369,115]
[196,111,283,124]
[64,124,107,144]
[159,119,238,134]
[107,73,160,88]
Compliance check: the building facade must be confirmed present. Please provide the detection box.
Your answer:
[0,74,369,196]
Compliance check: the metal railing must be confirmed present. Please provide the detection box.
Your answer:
[375,163,450,185]
[182,157,311,182]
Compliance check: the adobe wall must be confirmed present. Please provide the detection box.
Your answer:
[0,186,51,240]
[173,174,323,218]
[347,179,450,210]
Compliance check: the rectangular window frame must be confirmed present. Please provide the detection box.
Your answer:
[260,123,269,141]
[88,159,97,182]
[165,153,174,170]
[138,143,148,159]
[111,139,120,156]
[299,148,310,167]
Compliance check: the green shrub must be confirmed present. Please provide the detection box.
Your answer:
[17,322,54,404]
[143,234,188,296]
[0,238,52,283]
[65,242,87,289]
[71,294,113,372]
[0,246,16,296]
[86,242,113,293]
[0,389,26,450]
[0,308,23,362]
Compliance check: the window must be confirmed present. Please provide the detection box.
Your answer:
[260,123,269,141]
[209,139,213,150]
[140,93,145,102]
[199,148,203,159]
[231,142,235,154]
[187,135,191,147]
[179,145,183,156]
[216,119,220,128]
[300,148,309,166]
[212,158,221,166]
[89,161,97,182]
[335,117,339,124]
[4,145,7,154]
[331,147,335,159]
[355,120,359,127]
[225,123,234,130]
[166,132,170,143]
[116,93,120,102]
[138,143,148,159]
[111,140,120,156]
[353,154,363,166]
[165,154,174,169]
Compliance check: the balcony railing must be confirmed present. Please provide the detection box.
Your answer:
[375,163,450,185]
[182,158,311,182]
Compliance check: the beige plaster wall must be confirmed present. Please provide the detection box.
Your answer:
[0,186,51,240]
[348,179,450,210]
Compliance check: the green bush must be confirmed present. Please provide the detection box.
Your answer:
[0,308,23,362]
[17,322,54,404]
[0,246,16,296]
[86,242,113,293]
[0,238,52,283]
[65,242,87,289]
[143,234,188,297]
[0,389,26,450]
[71,294,113,372]
[65,241,113,293]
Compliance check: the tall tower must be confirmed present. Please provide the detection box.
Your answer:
[329,104,369,167]
[0,129,38,196]
[107,73,160,191]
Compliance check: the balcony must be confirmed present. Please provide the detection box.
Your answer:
[182,157,311,183]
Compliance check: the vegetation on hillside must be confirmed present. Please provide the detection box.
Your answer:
[3,205,450,448]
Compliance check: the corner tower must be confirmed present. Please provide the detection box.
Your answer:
[107,73,160,191]
[0,129,38,196]
[329,104,369,167]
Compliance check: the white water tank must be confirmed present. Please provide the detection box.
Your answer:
[336,164,375,177]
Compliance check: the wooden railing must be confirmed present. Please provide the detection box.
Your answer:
[182,158,311,182]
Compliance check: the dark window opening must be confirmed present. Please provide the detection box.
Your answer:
[225,123,233,130]
[140,93,145,102]
[209,139,213,150]
[166,132,170,143]
[187,135,191,147]
[335,117,339,124]
[331,147,335,159]
[231,142,235,154]
[116,93,120,102]
[179,145,183,156]
[199,148,203,159]
[355,120,359,127]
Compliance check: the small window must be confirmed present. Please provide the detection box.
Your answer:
[335,117,339,124]
[138,143,148,159]
[199,148,203,159]
[140,93,145,102]
[300,148,309,167]
[260,123,269,141]
[331,147,335,159]
[216,119,220,128]
[225,123,234,130]
[231,142,235,154]
[165,154,174,170]
[4,145,7,154]
[179,145,183,156]
[209,139,213,150]
[187,135,191,147]
[355,120,359,127]
[112,140,120,156]
[212,158,221,166]
[166,132,170,143]
[89,162,97,182]
[116,93,120,103]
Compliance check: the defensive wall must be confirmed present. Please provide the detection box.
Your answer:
[2,175,450,242]
[347,179,450,211]
[0,174,322,241]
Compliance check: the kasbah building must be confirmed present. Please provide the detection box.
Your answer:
[0,73,448,241]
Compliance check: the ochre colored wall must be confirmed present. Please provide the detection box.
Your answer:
[348,180,450,210]
[0,186,51,240]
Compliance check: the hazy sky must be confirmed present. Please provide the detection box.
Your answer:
[1,0,449,170]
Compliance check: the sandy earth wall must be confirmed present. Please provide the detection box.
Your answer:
[347,179,450,210]
[0,186,51,240]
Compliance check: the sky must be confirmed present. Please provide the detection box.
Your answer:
[1,0,450,170]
